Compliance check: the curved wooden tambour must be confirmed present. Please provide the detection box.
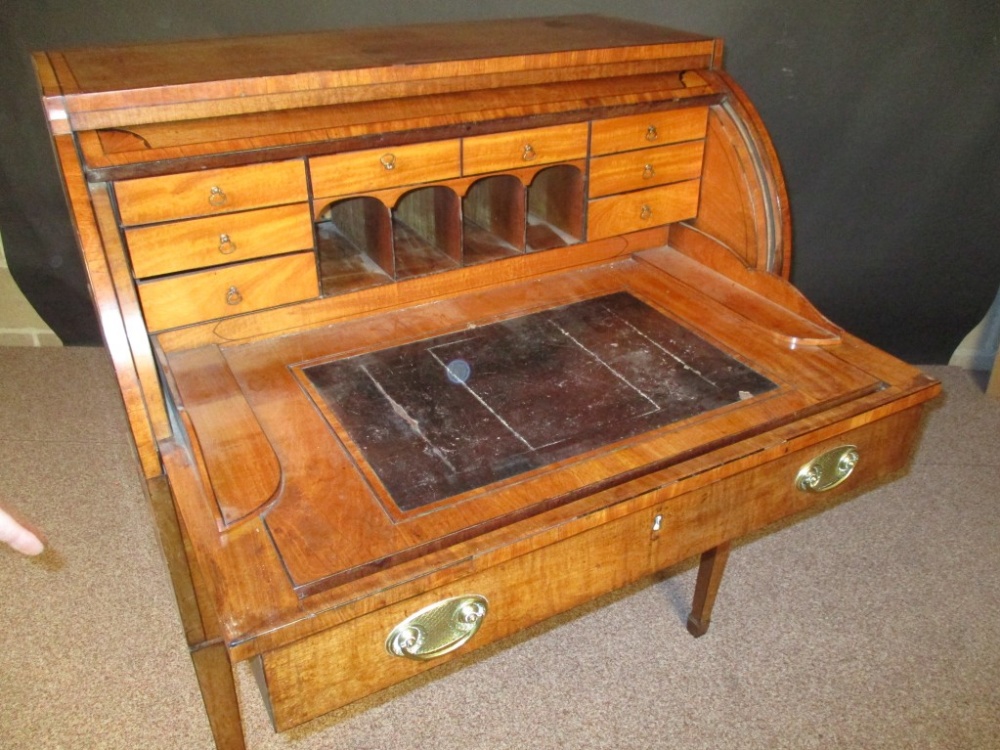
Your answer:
[681,71,792,277]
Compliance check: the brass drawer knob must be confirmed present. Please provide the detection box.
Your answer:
[639,204,653,221]
[642,163,655,179]
[379,153,396,171]
[645,124,658,142]
[386,595,488,661]
[795,445,860,493]
[522,143,537,161]
[218,233,237,255]
[225,285,243,306]
[208,185,228,207]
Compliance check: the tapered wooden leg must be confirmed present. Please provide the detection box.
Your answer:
[686,540,732,637]
[191,642,246,750]
[145,477,246,749]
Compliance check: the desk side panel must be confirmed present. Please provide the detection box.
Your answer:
[49,135,162,478]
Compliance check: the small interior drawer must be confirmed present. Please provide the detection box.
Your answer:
[310,140,461,200]
[115,160,308,225]
[125,203,314,278]
[136,251,318,331]
[463,123,588,175]
[587,180,701,240]
[590,106,708,156]
[588,141,706,198]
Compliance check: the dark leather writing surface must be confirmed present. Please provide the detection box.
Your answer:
[304,293,775,510]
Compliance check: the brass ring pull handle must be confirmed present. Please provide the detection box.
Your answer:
[795,445,860,492]
[645,124,658,142]
[379,153,396,171]
[639,204,653,221]
[386,595,489,661]
[225,285,243,306]
[642,163,655,179]
[208,186,228,207]
[522,143,537,161]
[217,233,237,255]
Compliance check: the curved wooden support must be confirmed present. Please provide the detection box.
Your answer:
[635,246,841,348]
[168,346,282,526]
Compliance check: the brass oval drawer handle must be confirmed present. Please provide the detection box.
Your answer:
[208,185,228,207]
[379,153,396,171]
[639,204,653,221]
[522,143,537,161]
[795,445,860,493]
[386,595,488,661]
[645,124,658,142]
[217,233,237,255]
[225,285,243,306]
[642,163,655,180]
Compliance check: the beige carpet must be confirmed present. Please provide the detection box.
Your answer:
[1,346,998,749]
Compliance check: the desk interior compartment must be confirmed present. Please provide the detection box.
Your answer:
[392,186,463,280]
[317,197,395,296]
[527,164,585,250]
[461,175,527,265]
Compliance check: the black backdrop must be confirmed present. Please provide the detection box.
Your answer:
[3,0,998,362]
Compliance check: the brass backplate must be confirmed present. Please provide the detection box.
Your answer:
[385,595,489,661]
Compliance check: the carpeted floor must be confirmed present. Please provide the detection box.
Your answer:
[1,346,998,749]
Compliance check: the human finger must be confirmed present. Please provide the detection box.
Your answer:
[0,507,45,556]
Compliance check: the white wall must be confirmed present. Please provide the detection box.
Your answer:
[0,230,62,346]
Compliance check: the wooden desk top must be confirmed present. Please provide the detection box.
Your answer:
[35,15,717,134]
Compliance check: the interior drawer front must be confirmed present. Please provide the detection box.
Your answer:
[587,180,701,240]
[310,140,460,199]
[136,252,318,331]
[116,160,308,225]
[588,141,706,198]
[590,106,708,156]
[463,123,588,175]
[125,204,314,278]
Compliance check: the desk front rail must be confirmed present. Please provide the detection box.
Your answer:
[256,404,925,729]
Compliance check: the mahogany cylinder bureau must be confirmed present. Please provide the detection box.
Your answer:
[33,16,939,749]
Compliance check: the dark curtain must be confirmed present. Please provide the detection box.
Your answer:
[2,0,998,361]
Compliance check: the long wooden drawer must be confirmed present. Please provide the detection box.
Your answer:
[310,140,461,200]
[463,123,589,175]
[116,160,308,225]
[591,106,708,155]
[136,252,318,331]
[587,180,701,240]
[125,204,314,278]
[588,141,706,198]
[257,406,924,731]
